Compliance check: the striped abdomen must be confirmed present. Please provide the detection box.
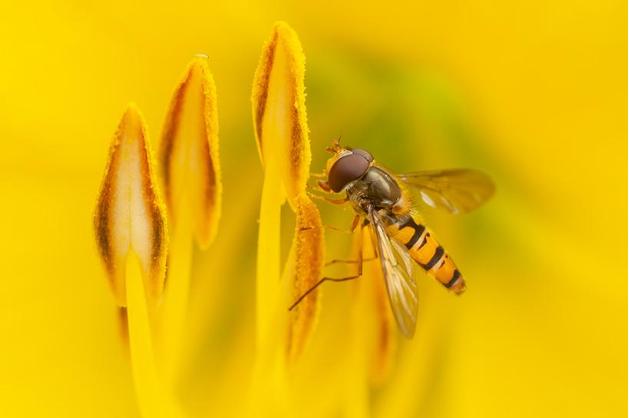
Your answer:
[386,214,466,294]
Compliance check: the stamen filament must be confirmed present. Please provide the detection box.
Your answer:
[256,164,283,348]
[126,252,163,418]
[160,211,193,385]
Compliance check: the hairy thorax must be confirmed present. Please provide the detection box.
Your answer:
[346,166,410,217]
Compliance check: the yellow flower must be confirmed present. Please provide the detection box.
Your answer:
[2,5,625,418]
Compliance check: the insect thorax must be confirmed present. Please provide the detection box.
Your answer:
[346,166,402,215]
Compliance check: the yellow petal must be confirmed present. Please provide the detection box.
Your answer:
[94,104,168,306]
[353,227,396,386]
[252,21,311,210]
[368,262,397,386]
[286,193,325,362]
[161,55,222,248]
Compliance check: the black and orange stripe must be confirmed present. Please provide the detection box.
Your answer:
[385,214,466,294]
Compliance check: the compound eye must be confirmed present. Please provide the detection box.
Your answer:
[350,148,373,163]
[328,154,370,192]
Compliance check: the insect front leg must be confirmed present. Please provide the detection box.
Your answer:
[316,180,332,192]
[307,190,348,205]
[306,179,348,205]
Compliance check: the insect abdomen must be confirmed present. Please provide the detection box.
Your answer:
[386,216,466,294]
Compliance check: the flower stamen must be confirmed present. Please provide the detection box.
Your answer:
[94,104,168,306]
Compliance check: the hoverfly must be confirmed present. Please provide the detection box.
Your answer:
[290,141,494,338]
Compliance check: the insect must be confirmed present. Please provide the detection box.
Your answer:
[290,141,494,338]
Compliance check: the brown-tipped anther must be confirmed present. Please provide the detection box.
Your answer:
[161,56,222,248]
[286,193,325,361]
[252,22,311,209]
[94,104,168,306]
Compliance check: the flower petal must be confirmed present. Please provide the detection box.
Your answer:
[161,55,222,248]
[287,193,325,361]
[94,104,168,306]
[353,228,396,385]
[368,262,397,385]
[252,21,311,210]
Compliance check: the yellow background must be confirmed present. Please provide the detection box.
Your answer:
[0,1,625,417]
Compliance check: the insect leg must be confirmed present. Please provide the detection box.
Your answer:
[300,214,357,234]
[288,275,361,311]
[307,191,348,205]
[325,257,376,267]
[288,225,365,311]
[324,225,352,234]
[305,177,348,204]
[306,180,336,196]
[322,196,348,205]
[306,179,343,196]
[323,214,360,234]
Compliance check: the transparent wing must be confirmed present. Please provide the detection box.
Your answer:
[369,208,419,338]
[397,169,495,214]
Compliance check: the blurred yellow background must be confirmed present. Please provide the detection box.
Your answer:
[0,1,625,417]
